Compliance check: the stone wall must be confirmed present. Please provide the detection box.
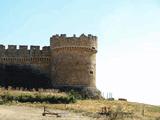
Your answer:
[0,34,98,89]
[50,34,97,50]
[50,34,97,88]
[0,45,51,74]
[0,64,52,89]
[0,45,51,88]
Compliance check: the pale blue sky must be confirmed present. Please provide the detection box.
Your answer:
[0,0,160,105]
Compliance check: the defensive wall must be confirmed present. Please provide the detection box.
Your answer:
[0,45,50,74]
[0,34,98,90]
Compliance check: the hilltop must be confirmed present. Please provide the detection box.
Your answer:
[0,88,160,120]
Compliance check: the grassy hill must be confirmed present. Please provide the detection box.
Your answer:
[0,88,160,120]
[33,100,160,120]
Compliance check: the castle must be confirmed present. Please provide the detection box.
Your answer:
[0,34,97,90]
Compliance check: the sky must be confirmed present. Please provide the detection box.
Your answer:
[0,0,160,105]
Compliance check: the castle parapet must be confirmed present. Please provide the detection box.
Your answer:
[42,46,50,51]
[42,46,50,56]
[0,45,51,52]
[8,45,17,50]
[30,46,40,51]
[50,34,97,51]
[0,45,5,56]
[0,45,51,63]
[0,45,5,49]
[19,45,28,50]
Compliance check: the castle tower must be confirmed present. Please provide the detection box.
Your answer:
[50,34,97,89]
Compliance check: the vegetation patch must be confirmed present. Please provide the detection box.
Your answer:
[0,90,76,104]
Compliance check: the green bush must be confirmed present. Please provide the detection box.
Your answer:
[68,90,82,100]
[0,92,76,104]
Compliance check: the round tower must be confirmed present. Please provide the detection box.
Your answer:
[50,34,97,89]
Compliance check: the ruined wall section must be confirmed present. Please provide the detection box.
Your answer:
[50,34,97,88]
[0,45,51,75]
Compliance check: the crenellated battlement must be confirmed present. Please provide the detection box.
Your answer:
[0,33,98,91]
[0,45,50,51]
[0,45,51,64]
[50,34,97,50]
[51,34,97,40]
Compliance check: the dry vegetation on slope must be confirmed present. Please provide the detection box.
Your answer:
[0,88,160,120]
[26,100,160,120]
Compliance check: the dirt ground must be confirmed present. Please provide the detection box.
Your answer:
[0,105,97,120]
[0,105,153,120]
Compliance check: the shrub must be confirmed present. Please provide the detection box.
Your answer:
[68,90,82,100]
[0,92,76,104]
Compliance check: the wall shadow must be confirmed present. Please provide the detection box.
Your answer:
[0,64,52,89]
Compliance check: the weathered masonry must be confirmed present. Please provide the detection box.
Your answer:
[0,34,97,89]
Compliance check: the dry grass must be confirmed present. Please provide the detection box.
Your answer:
[0,88,67,97]
[0,88,160,119]
[11,99,160,119]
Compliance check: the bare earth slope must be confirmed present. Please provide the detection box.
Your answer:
[0,102,160,120]
[0,105,94,120]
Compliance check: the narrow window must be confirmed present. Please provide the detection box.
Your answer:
[90,71,93,74]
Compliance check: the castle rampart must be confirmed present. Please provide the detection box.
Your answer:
[50,34,97,50]
[0,45,51,75]
[0,45,50,58]
[0,34,98,90]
